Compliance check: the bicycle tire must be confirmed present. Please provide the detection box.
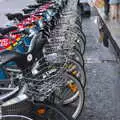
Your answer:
[71,25,86,44]
[73,26,86,45]
[53,73,85,119]
[74,36,85,55]
[67,58,86,87]
[64,30,85,54]
[77,30,86,45]
[72,47,84,67]
[74,48,84,67]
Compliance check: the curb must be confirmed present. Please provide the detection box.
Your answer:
[95,9,120,60]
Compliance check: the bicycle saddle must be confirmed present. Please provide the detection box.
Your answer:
[27,4,41,8]
[23,14,31,19]
[22,8,35,14]
[0,26,18,35]
[6,13,23,21]
[18,15,31,22]
[35,0,45,4]
[12,30,29,36]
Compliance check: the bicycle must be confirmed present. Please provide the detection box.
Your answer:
[0,54,83,120]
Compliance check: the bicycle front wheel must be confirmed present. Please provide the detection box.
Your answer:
[53,73,85,119]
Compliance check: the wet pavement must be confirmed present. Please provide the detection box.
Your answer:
[80,16,120,120]
[0,0,120,119]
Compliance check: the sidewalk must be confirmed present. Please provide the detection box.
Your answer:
[96,7,120,59]
[79,15,120,120]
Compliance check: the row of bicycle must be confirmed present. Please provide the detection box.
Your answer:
[0,0,86,120]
